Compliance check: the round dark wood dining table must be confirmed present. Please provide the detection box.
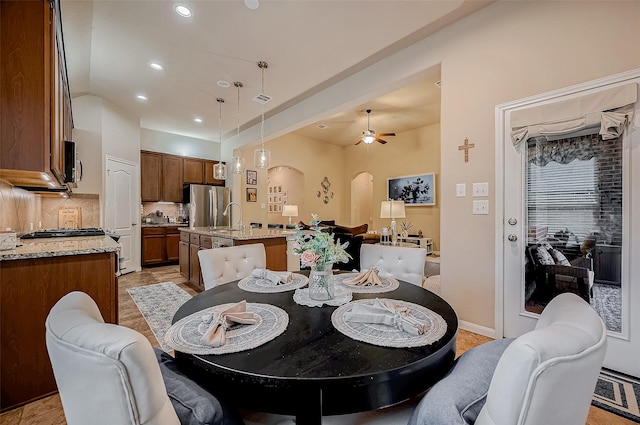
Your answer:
[172,272,458,425]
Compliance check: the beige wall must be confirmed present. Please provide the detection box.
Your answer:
[236,133,345,226]
[343,123,441,250]
[435,1,640,331]
[0,181,40,234]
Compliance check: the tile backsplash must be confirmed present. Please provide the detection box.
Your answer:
[0,180,100,235]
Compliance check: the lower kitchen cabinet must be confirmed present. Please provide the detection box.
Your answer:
[141,226,181,266]
[0,252,118,411]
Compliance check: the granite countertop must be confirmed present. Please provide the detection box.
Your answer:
[0,235,120,261]
[141,223,189,228]
[180,227,296,240]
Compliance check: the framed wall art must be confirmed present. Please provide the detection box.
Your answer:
[246,169,257,185]
[387,173,436,206]
[246,188,257,202]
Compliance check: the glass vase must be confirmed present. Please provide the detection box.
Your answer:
[308,263,335,301]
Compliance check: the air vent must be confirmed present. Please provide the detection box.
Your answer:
[252,93,272,104]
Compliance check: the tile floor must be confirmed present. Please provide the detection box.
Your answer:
[0,265,633,425]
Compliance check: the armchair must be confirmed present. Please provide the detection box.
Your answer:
[527,244,594,302]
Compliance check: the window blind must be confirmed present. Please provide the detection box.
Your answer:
[527,158,597,242]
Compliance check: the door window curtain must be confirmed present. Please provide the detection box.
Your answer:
[511,82,637,147]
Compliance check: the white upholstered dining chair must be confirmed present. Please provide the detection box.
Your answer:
[198,243,266,290]
[45,291,243,425]
[408,292,607,425]
[360,244,428,286]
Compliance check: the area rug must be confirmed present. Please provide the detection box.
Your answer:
[127,282,192,352]
[591,283,622,333]
[592,369,640,422]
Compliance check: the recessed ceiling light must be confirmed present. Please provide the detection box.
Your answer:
[149,62,165,71]
[435,80,442,88]
[174,4,192,18]
[217,80,231,88]
[317,124,328,129]
[136,94,148,102]
[244,0,260,10]
[194,118,203,123]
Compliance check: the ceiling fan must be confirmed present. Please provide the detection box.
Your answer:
[355,109,396,145]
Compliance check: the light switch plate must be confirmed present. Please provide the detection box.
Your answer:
[473,200,489,215]
[261,203,266,209]
[456,183,466,198]
[473,182,489,197]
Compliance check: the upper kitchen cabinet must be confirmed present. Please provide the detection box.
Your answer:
[205,160,226,186]
[162,155,183,202]
[0,0,73,189]
[140,151,162,201]
[183,158,204,184]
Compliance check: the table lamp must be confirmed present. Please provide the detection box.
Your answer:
[282,204,299,225]
[380,200,405,245]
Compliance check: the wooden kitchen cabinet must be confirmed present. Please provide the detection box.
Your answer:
[162,155,183,202]
[141,226,181,265]
[140,151,162,201]
[183,158,204,184]
[0,0,72,189]
[165,227,181,261]
[179,239,190,278]
[189,242,202,289]
[1,252,117,411]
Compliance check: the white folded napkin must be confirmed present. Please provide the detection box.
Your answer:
[343,298,426,335]
[343,268,383,286]
[200,300,260,347]
[251,268,293,285]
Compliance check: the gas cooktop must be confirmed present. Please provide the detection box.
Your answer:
[20,228,106,239]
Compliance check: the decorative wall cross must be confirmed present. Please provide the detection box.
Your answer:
[458,138,475,163]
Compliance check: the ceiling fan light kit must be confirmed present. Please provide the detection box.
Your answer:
[356,109,395,145]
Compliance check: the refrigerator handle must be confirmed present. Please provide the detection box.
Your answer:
[209,187,214,228]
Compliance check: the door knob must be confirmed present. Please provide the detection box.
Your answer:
[508,234,517,242]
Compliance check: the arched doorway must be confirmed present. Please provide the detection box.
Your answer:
[267,166,304,226]
[350,172,373,227]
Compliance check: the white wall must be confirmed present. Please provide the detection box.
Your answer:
[71,95,102,195]
[141,128,220,160]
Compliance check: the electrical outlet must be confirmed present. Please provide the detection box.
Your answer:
[261,203,266,209]
[473,200,489,215]
[473,182,489,197]
[456,183,466,198]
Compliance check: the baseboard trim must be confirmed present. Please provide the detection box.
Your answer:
[459,320,496,339]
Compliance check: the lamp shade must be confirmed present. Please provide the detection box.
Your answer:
[380,200,405,219]
[282,205,299,217]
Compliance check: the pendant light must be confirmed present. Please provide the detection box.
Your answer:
[213,98,227,180]
[254,61,271,169]
[230,82,245,175]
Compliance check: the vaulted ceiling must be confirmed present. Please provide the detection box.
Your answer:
[61,1,490,146]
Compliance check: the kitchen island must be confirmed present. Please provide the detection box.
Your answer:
[179,227,296,291]
[0,236,119,411]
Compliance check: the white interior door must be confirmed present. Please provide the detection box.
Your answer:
[105,156,140,274]
[497,70,640,378]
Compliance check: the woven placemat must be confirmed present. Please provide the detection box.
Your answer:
[164,302,288,355]
[333,273,400,294]
[293,286,353,307]
[331,298,447,348]
[238,273,308,293]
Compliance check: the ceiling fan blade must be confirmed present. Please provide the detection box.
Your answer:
[355,140,363,145]
[376,138,388,144]
[377,132,395,137]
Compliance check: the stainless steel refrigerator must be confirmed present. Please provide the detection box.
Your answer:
[183,184,231,228]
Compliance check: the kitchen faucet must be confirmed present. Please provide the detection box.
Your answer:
[222,202,243,230]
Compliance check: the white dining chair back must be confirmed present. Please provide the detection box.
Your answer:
[198,243,266,290]
[408,292,607,425]
[360,244,427,286]
[45,291,180,425]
